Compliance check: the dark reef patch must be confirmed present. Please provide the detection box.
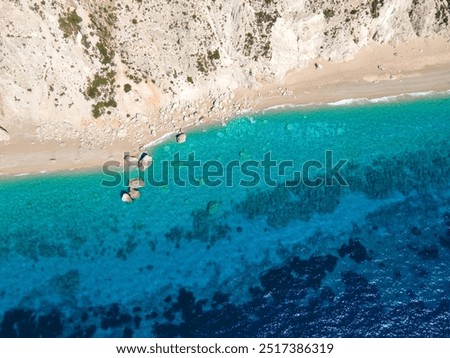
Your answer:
[149,191,450,338]
[69,324,96,338]
[417,246,439,260]
[1,196,449,338]
[0,309,63,338]
[99,303,132,331]
[0,144,449,338]
[338,239,370,263]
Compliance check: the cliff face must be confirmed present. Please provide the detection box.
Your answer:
[0,0,449,145]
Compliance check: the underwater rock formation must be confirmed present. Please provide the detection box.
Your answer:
[121,192,133,203]
[129,178,145,189]
[138,153,153,172]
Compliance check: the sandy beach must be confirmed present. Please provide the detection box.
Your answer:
[1,36,449,177]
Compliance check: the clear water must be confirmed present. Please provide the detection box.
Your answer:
[0,97,449,337]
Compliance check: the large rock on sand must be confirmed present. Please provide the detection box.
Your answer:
[176,132,186,144]
[129,178,145,189]
[138,153,153,172]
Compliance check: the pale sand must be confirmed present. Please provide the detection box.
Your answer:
[1,36,449,176]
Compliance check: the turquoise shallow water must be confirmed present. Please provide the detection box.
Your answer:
[0,96,449,337]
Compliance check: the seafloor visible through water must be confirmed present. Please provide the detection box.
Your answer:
[0,96,449,337]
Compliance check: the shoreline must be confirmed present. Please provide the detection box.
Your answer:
[260,88,450,113]
[1,37,450,177]
[1,87,449,179]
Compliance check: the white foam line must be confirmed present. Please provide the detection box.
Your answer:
[327,89,450,106]
[262,89,450,111]
[14,173,30,177]
[263,103,314,112]
[141,89,449,150]
[143,132,174,149]
[327,98,369,106]
[237,107,255,116]
[408,91,435,97]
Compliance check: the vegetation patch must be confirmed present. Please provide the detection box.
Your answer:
[207,49,220,61]
[255,11,278,30]
[84,5,118,118]
[370,0,384,18]
[241,0,280,60]
[123,83,132,93]
[88,6,117,67]
[126,72,143,84]
[323,9,335,19]
[58,9,82,38]
[196,54,209,74]
[86,74,108,99]
[96,41,114,65]
[92,99,117,119]
[244,32,255,56]
[435,1,450,26]
[196,48,221,75]
[85,71,116,118]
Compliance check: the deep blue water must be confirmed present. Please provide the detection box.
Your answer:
[0,96,449,337]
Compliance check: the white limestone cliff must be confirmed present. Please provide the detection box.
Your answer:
[0,0,449,146]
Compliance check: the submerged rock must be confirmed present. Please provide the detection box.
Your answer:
[129,178,145,189]
[121,192,133,203]
[338,238,370,263]
[207,201,219,215]
[121,187,141,203]
[129,189,141,200]
[176,132,186,144]
[124,155,139,168]
[138,153,153,172]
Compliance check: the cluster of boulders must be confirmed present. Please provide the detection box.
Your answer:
[121,153,152,203]
[121,132,187,203]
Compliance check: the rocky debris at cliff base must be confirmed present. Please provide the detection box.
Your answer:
[121,153,152,202]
